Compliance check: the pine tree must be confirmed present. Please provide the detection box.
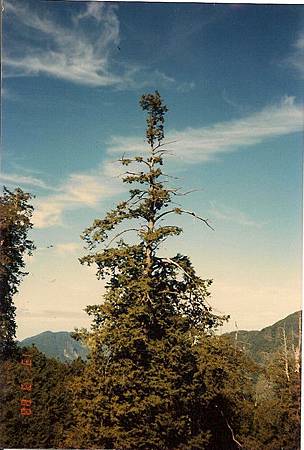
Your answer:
[67,92,234,449]
[0,187,35,360]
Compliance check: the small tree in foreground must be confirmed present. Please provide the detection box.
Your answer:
[66,92,250,449]
[0,187,35,360]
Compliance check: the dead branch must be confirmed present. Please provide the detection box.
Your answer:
[219,408,243,448]
[157,256,226,315]
[295,313,301,373]
[158,257,214,310]
[155,208,214,231]
[125,190,147,205]
[155,209,180,222]
[180,210,214,230]
[106,228,139,248]
[160,173,180,180]
[124,171,145,176]
[280,326,290,382]
[153,140,179,153]
[173,188,204,197]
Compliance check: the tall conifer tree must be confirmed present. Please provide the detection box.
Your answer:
[67,92,237,449]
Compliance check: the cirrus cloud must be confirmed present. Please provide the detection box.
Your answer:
[32,161,123,228]
[0,172,55,190]
[107,96,303,163]
[286,31,304,79]
[4,0,175,89]
[4,96,302,229]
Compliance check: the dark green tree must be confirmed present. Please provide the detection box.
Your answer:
[194,335,256,450]
[0,187,35,360]
[66,92,244,449]
[0,346,80,448]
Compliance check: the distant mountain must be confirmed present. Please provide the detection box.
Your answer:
[19,311,301,364]
[19,331,88,362]
[224,311,301,364]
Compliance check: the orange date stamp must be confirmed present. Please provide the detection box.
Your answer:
[20,352,33,416]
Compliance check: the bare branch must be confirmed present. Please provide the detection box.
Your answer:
[280,326,290,382]
[295,313,301,373]
[155,209,180,222]
[155,208,214,231]
[218,408,243,448]
[124,171,145,176]
[154,140,179,152]
[152,142,162,152]
[160,257,192,279]
[124,190,146,204]
[128,192,148,207]
[161,173,180,180]
[180,210,214,231]
[156,256,227,314]
[106,228,139,249]
[166,187,181,194]
[174,188,204,197]
[154,150,175,158]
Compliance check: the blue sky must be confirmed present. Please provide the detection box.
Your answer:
[1,0,303,339]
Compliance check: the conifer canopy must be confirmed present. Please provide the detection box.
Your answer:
[67,92,241,449]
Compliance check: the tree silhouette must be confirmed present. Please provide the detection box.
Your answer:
[0,188,35,360]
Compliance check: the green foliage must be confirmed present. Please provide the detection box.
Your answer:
[224,311,301,364]
[140,90,168,146]
[242,347,301,450]
[0,187,35,360]
[64,92,301,449]
[20,330,88,362]
[194,336,256,450]
[66,93,246,449]
[0,346,80,448]
[226,313,302,449]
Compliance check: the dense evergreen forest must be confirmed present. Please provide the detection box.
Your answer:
[0,93,301,449]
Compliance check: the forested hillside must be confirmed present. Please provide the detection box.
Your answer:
[224,311,301,364]
[19,331,88,362]
[18,311,301,365]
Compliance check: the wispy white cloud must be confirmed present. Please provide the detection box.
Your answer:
[107,96,303,163]
[286,31,304,78]
[4,1,174,89]
[0,160,123,228]
[32,162,123,228]
[208,201,263,228]
[5,1,122,87]
[33,201,64,228]
[0,172,55,190]
[19,96,302,229]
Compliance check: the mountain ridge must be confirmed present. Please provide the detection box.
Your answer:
[19,330,88,362]
[223,310,301,364]
[19,311,301,363]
